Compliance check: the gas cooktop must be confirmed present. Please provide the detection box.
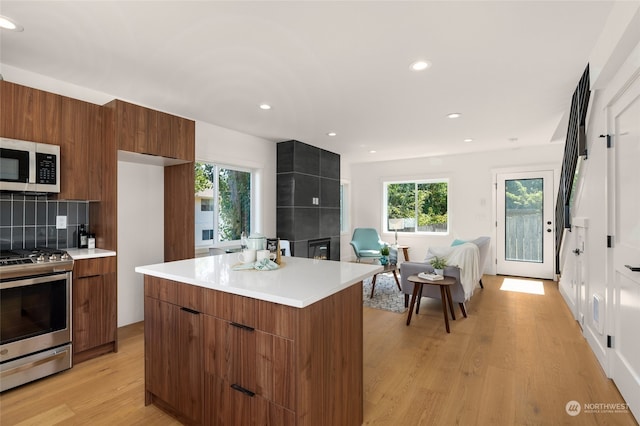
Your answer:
[0,247,74,279]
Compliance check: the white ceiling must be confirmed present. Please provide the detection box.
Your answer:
[0,1,614,163]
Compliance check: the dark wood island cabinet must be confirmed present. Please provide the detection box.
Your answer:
[139,255,380,426]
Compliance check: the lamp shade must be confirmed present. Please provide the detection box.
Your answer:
[389,218,404,231]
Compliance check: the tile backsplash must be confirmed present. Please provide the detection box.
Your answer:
[0,193,90,250]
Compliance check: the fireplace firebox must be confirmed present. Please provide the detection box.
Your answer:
[308,238,331,260]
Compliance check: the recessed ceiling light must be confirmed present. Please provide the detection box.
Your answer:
[508,137,519,142]
[410,60,431,71]
[0,15,24,32]
[369,150,377,154]
[327,132,337,137]
[259,103,272,110]
[447,113,461,119]
[464,138,473,143]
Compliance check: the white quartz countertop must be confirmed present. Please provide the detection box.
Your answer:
[135,254,383,308]
[66,248,117,260]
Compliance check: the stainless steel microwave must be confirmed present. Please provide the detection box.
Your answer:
[0,137,60,193]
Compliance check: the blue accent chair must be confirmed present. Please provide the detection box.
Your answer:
[350,228,386,262]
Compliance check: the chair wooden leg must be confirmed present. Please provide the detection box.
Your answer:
[370,274,378,298]
[459,302,468,318]
[479,278,484,289]
[404,294,409,308]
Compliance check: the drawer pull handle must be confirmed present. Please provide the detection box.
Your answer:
[230,322,254,332]
[231,384,255,397]
[180,307,200,315]
[625,265,640,272]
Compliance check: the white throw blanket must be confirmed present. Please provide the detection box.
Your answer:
[426,243,480,300]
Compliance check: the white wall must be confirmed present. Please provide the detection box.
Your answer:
[117,161,164,326]
[346,145,564,269]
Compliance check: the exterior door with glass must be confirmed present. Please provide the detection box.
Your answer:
[496,171,555,279]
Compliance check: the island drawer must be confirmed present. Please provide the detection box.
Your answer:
[144,276,203,312]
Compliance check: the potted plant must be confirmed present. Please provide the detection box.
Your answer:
[380,245,390,265]
[430,256,447,275]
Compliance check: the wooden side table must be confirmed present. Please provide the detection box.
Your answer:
[406,275,456,333]
[396,245,410,261]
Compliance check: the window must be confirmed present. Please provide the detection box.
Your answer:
[384,180,449,234]
[201,199,213,211]
[340,182,349,234]
[195,162,252,247]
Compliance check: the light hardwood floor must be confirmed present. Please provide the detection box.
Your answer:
[0,275,636,425]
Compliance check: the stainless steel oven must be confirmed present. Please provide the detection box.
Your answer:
[0,248,73,392]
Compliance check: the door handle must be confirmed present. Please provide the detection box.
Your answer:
[625,265,640,272]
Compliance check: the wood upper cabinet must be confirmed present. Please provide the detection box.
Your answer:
[72,256,117,363]
[0,81,61,144]
[108,99,194,161]
[58,97,103,200]
[1,81,104,200]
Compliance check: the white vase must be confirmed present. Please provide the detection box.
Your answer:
[434,268,444,276]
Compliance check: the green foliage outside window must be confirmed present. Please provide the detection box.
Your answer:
[218,168,250,241]
[505,179,542,211]
[195,162,251,243]
[195,163,213,193]
[386,181,448,233]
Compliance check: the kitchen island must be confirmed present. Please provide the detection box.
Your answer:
[136,254,381,426]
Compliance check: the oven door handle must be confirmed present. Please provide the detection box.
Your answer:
[0,351,67,378]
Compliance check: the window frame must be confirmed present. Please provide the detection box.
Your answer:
[382,178,450,235]
[340,180,350,235]
[195,161,254,248]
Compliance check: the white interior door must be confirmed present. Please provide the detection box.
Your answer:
[496,171,555,279]
[608,72,640,420]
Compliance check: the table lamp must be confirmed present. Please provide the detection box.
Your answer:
[389,219,404,246]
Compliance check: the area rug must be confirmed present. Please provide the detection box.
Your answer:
[362,273,408,314]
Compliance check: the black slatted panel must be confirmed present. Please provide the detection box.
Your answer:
[555,65,590,274]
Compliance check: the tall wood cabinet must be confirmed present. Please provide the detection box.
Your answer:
[103,99,195,261]
[144,275,363,426]
[59,97,103,200]
[72,256,117,363]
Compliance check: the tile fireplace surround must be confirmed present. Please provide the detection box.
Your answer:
[276,140,340,260]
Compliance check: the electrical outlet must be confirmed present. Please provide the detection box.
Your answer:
[56,215,67,229]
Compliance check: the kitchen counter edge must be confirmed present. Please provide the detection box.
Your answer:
[135,255,382,308]
[67,248,117,260]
